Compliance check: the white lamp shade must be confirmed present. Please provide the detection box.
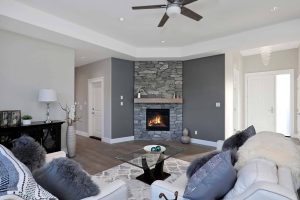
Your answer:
[38,89,57,102]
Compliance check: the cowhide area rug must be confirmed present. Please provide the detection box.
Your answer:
[93,158,189,200]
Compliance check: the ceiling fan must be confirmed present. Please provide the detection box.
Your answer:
[132,0,203,27]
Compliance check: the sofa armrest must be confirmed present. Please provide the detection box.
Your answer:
[151,180,188,200]
[233,182,298,200]
[216,140,224,151]
[82,179,128,200]
[45,151,66,163]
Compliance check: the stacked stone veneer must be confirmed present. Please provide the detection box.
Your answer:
[134,61,183,140]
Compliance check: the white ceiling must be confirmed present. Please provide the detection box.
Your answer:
[1,0,300,66]
[13,0,300,47]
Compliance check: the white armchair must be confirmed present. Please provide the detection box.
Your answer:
[46,151,128,200]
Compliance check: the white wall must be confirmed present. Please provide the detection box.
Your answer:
[242,48,298,135]
[225,51,243,139]
[0,30,75,149]
[75,59,112,139]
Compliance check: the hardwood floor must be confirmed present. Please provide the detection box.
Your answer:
[73,135,214,175]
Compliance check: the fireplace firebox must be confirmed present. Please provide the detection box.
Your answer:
[146,109,170,131]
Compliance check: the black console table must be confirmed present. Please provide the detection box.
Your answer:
[0,121,64,153]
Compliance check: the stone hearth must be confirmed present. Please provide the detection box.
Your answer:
[134,61,183,140]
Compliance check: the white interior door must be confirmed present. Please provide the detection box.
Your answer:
[245,70,293,136]
[89,78,104,139]
[246,74,276,132]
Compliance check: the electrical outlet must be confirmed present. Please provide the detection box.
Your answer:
[120,102,124,106]
[120,95,124,100]
[195,131,198,135]
[216,102,221,107]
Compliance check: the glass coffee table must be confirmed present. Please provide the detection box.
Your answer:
[115,144,184,185]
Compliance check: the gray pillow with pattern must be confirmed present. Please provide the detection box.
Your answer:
[183,151,236,200]
[0,145,57,200]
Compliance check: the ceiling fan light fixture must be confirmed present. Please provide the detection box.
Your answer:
[166,5,181,17]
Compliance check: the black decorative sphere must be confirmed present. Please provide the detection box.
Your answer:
[155,146,161,152]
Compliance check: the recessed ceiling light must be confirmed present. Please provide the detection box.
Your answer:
[119,17,125,22]
[271,6,279,12]
[161,40,166,44]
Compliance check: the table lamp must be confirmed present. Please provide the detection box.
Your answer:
[38,89,57,123]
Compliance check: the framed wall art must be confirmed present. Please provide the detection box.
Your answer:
[0,110,21,127]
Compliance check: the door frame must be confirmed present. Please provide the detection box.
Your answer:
[233,68,241,132]
[245,69,294,135]
[88,77,105,138]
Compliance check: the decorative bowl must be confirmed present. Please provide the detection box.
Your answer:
[143,145,166,153]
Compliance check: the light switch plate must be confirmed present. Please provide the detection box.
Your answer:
[216,102,221,107]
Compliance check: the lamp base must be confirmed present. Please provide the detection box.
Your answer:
[45,103,52,124]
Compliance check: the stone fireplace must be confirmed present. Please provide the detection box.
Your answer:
[134,61,183,140]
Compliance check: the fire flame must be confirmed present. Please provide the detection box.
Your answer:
[148,115,161,126]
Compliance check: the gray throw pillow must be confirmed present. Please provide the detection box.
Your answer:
[186,151,220,179]
[222,125,256,151]
[183,151,237,200]
[33,158,100,200]
[11,135,46,172]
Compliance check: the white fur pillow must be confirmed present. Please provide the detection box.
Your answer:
[235,132,300,189]
[224,158,278,199]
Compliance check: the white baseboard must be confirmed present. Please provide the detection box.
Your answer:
[101,137,110,143]
[76,130,89,137]
[191,138,217,148]
[102,136,134,144]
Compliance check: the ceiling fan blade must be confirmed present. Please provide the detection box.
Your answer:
[182,0,198,5]
[158,13,169,27]
[132,5,167,10]
[181,7,203,21]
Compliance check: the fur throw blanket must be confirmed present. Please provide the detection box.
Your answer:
[235,132,300,189]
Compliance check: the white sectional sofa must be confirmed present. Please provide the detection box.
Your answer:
[150,140,298,200]
[151,164,297,200]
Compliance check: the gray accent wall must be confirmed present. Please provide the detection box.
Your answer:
[75,58,134,140]
[0,30,75,149]
[183,55,225,141]
[75,59,112,139]
[111,58,134,139]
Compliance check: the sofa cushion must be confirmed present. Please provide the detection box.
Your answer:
[222,125,256,151]
[183,151,237,200]
[0,144,57,200]
[33,158,99,200]
[186,151,220,179]
[224,158,278,199]
[11,135,46,172]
